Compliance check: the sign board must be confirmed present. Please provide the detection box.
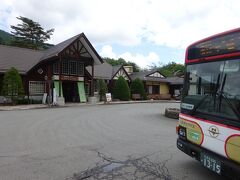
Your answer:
[77,82,87,103]
[188,31,240,60]
[42,93,47,104]
[53,88,57,105]
[53,75,84,82]
[61,75,79,81]
[106,93,112,102]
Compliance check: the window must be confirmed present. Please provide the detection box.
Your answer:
[70,61,77,75]
[62,60,69,75]
[29,81,46,95]
[148,86,152,94]
[53,62,59,74]
[152,85,160,94]
[77,61,84,76]
[148,85,160,94]
[182,59,240,123]
[55,60,84,76]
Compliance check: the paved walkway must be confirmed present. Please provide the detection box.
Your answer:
[0,100,180,111]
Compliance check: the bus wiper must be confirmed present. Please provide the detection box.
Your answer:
[217,74,240,119]
[213,74,220,110]
[218,92,240,120]
[190,95,209,115]
[218,74,226,111]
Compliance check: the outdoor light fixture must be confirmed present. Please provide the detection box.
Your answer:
[179,126,186,139]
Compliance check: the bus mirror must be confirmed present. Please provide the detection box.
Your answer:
[220,61,239,72]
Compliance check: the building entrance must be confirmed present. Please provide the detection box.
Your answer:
[62,81,80,102]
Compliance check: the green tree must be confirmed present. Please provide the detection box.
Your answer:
[97,79,108,101]
[2,67,24,103]
[0,30,14,45]
[126,61,140,72]
[0,37,5,45]
[104,57,126,66]
[113,76,130,101]
[103,57,140,72]
[130,78,147,100]
[158,62,185,77]
[10,16,54,49]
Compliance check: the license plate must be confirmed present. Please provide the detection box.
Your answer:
[200,152,221,175]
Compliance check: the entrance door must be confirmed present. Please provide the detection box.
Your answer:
[62,81,79,102]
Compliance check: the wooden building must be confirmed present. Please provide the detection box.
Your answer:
[129,69,183,99]
[87,62,131,94]
[88,61,183,100]
[0,33,103,104]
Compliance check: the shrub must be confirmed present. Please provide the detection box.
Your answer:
[30,99,42,104]
[130,78,147,100]
[17,98,29,104]
[113,76,130,101]
[97,79,108,101]
[1,67,24,103]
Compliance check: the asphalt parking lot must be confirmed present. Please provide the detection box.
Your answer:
[0,103,224,180]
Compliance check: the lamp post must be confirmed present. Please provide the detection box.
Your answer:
[44,75,52,107]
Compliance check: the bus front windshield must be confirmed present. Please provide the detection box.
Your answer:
[182,59,240,125]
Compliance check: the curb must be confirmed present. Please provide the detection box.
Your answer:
[0,100,180,111]
[103,100,180,105]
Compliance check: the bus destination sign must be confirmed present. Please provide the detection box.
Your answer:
[188,31,240,60]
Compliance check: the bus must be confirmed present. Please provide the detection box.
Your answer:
[176,28,240,179]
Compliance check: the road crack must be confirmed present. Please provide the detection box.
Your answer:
[69,152,172,180]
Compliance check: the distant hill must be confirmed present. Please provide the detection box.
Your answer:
[0,29,54,49]
[0,30,13,45]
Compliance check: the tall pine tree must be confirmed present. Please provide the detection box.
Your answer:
[10,16,54,49]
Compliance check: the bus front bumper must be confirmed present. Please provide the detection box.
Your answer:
[177,138,240,179]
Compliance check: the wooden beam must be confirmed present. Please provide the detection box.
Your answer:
[91,60,94,96]
[67,46,75,55]
[72,42,78,53]
[77,40,80,51]
[72,42,81,58]
[59,54,62,97]
[79,44,84,53]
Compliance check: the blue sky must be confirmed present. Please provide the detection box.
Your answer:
[1,0,240,68]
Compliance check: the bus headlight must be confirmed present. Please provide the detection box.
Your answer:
[179,126,186,138]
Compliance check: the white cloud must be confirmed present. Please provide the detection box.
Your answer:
[2,0,240,67]
[2,0,143,46]
[119,52,160,68]
[2,0,240,48]
[100,45,160,68]
[142,0,240,48]
[100,45,117,59]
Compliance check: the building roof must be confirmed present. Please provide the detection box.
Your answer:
[112,65,122,77]
[40,34,80,61]
[130,70,168,83]
[0,45,44,74]
[87,62,113,80]
[41,33,103,65]
[165,76,184,85]
[87,62,131,81]
[87,63,184,85]
[0,33,103,74]
[130,70,183,84]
